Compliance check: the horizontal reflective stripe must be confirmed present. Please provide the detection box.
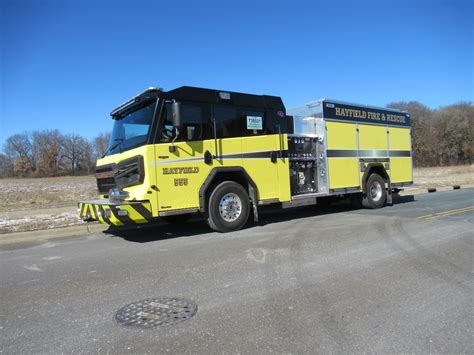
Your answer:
[151,156,204,165]
[389,150,411,157]
[151,150,288,165]
[327,149,411,158]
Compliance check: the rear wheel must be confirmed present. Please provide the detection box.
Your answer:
[207,181,250,233]
[362,173,387,209]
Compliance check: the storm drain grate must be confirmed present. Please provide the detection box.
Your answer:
[115,297,197,329]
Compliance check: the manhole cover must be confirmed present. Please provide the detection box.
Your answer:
[115,297,197,329]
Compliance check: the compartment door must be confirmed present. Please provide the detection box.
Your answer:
[389,127,413,183]
[326,121,360,189]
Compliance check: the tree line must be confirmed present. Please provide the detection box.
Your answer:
[0,131,110,178]
[0,101,472,178]
[386,101,473,167]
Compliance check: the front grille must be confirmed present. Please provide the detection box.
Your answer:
[95,156,143,195]
[97,177,116,194]
[95,163,116,195]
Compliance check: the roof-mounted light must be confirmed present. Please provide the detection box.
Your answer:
[110,87,162,117]
[219,92,231,100]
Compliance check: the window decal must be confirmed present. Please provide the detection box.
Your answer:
[246,116,263,130]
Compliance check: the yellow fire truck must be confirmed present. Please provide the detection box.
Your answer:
[79,86,412,232]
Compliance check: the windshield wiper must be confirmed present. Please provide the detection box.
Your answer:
[101,139,124,158]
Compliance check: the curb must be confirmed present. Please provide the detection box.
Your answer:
[0,223,108,246]
[400,184,473,196]
[427,185,465,193]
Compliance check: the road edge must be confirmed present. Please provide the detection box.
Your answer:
[0,223,108,246]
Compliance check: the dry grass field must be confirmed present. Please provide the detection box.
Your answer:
[0,175,97,213]
[0,176,97,234]
[0,165,473,234]
[411,164,474,189]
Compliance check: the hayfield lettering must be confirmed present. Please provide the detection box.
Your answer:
[162,167,199,175]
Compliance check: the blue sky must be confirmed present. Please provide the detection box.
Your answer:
[1,0,472,146]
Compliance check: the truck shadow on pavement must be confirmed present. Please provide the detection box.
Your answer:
[106,194,416,243]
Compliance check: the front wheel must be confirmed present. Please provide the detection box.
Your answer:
[362,174,387,209]
[207,181,250,233]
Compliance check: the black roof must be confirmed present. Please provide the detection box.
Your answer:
[111,86,285,118]
[163,86,285,111]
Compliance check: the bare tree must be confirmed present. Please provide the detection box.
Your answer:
[32,130,64,175]
[93,132,111,159]
[0,153,14,177]
[3,132,36,174]
[62,133,88,175]
[82,140,96,174]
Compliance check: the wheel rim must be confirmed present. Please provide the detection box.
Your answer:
[219,193,242,222]
[370,181,383,202]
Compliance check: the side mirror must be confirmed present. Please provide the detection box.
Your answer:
[171,102,183,129]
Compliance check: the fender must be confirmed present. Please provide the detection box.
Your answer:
[361,162,390,194]
[198,167,259,220]
[361,162,393,205]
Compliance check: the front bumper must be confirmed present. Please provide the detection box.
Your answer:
[78,200,153,227]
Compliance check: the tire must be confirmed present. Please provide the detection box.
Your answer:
[362,173,387,209]
[207,181,250,233]
[162,214,192,224]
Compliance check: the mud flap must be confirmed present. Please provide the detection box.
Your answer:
[386,181,393,205]
[248,184,259,222]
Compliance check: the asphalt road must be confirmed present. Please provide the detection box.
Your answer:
[1,189,473,354]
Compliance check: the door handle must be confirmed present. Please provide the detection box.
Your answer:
[158,156,169,159]
[204,150,213,165]
[270,151,277,163]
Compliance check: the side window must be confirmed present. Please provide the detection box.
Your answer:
[214,106,239,138]
[213,106,266,138]
[265,110,290,134]
[160,103,211,142]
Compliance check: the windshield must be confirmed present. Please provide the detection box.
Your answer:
[106,101,156,156]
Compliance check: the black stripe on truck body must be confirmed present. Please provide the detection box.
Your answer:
[327,150,411,158]
[130,204,152,222]
[109,205,135,225]
[218,150,289,160]
[389,150,411,157]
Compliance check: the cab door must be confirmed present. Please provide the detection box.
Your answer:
[212,105,282,202]
[154,102,213,213]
